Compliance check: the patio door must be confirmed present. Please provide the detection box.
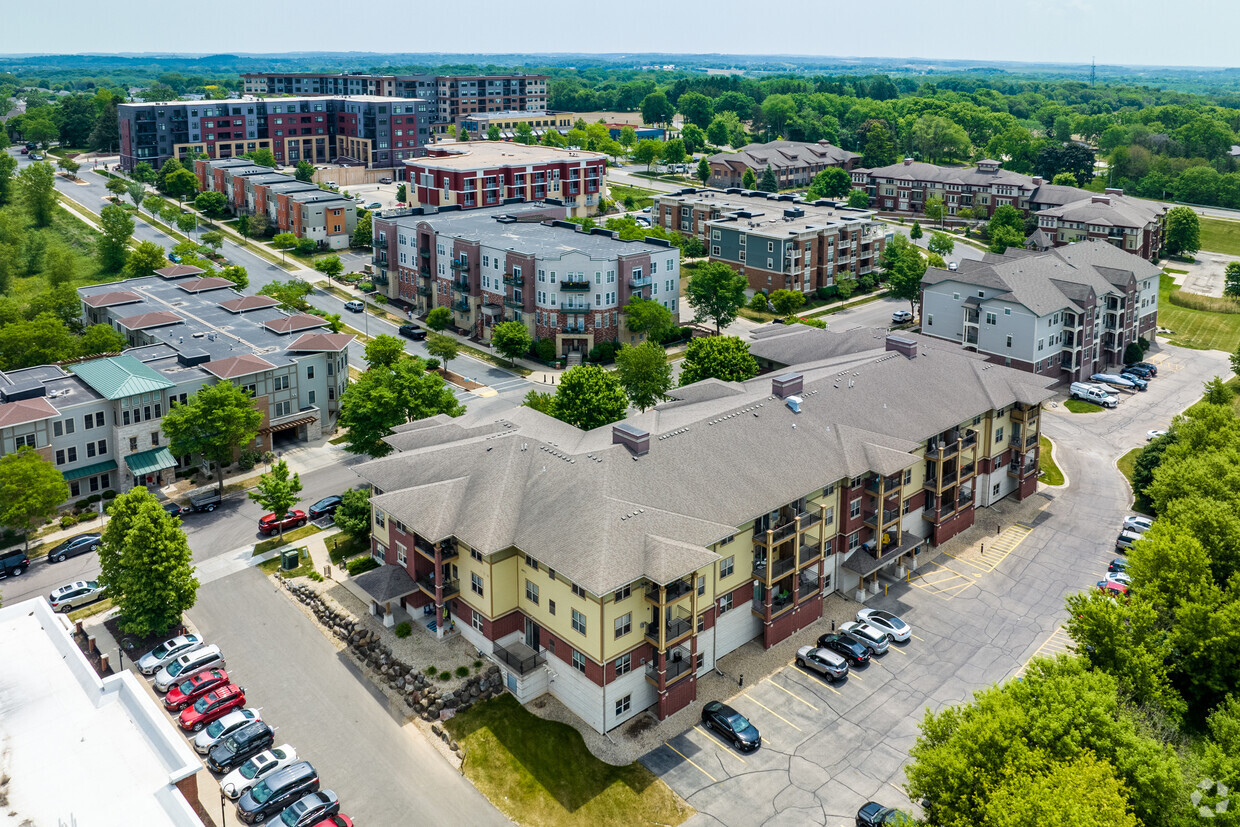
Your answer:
[524,617,539,649]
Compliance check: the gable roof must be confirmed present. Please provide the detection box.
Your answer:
[177,277,235,293]
[0,396,59,428]
[82,291,142,309]
[153,264,205,279]
[68,355,176,400]
[116,311,183,331]
[262,314,326,335]
[286,332,355,352]
[217,295,281,313]
[202,354,277,380]
[710,140,859,173]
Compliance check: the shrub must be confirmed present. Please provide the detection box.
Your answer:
[426,665,439,676]
[74,499,92,510]
[534,338,557,363]
[473,659,483,670]
[857,273,878,292]
[395,622,412,638]
[358,281,374,292]
[748,292,770,311]
[587,340,619,364]
[373,294,388,305]
[438,670,451,682]
[59,514,79,529]
[815,285,839,302]
[424,358,440,370]
[87,494,103,505]
[101,489,117,500]
[343,272,361,283]
[237,447,263,472]
[175,466,200,479]
[346,556,380,577]
[307,571,324,582]
[455,665,470,678]
[294,238,318,254]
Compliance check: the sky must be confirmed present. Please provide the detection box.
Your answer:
[2,0,1238,69]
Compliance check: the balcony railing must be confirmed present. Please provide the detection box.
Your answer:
[797,579,818,601]
[451,276,470,291]
[1008,461,1038,479]
[503,274,524,287]
[646,579,693,604]
[416,574,460,599]
[416,286,432,297]
[925,469,958,491]
[560,280,591,292]
[798,543,821,567]
[414,538,457,561]
[1010,405,1037,423]
[644,615,692,646]
[560,303,592,313]
[864,508,901,529]
[752,554,795,581]
[419,248,430,258]
[452,298,470,313]
[645,647,693,685]
[561,324,586,334]
[450,260,469,271]
[630,275,652,288]
[865,479,901,498]
[492,642,545,676]
[503,298,524,310]
[419,265,431,276]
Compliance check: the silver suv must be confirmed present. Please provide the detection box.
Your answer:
[840,621,890,655]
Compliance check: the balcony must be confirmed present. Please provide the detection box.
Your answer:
[449,260,469,271]
[560,280,591,292]
[630,275,652,288]
[864,478,901,499]
[752,554,795,582]
[645,646,693,686]
[416,286,432,297]
[561,324,586,334]
[926,432,962,460]
[452,298,471,313]
[414,537,457,561]
[864,508,901,530]
[1008,460,1038,479]
[419,264,431,276]
[924,469,958,492]
[797,578,818,601]
[503,297,525,310]
[492,642,544,676]
[646,579,693,604]
[416,573,460,600]
[451,275,471,291]
[419,248,430,258]
[1010,405,1038,424]
[1010,431,1039,450]
[644,614,693,646]
[503,274,524,287]
[798,543,821,567]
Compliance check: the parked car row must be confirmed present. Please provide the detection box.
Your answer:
[1099,514,1150,596]
[138,634,352,825]
[1069,361,1160,409]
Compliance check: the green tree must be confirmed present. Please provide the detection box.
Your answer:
[426,306,452,331]
[1051,171,1079,187]
[175,212,198,235]
[164,168,199,205]
[676,91,714,128]
[862,123,897,168]
[1204,376,1233,405]
[217,264,247,290]
[124,240,167,278]
[17,162,56,227]
[514,122,534,145]
[680,124,706,155]
[686,261,748,335]
[88,95,120,153]
[199,230,223,253]
[909,221,923,240]
[662,139,687,169]
[396,183,407,203]
[927,232,955,257]
[426,333,459,374]
[846,189,869,208]
[0,447,69,551]
[911,114,971,163]
[43,243,76,287]
[989,225,1026,254]
[161,381,263,497]
[324,313,344,334]
[924,194,945,225]
[1225,262,1240,299]
[806,167,851,200]
[257,279,313,312]
[624,296,675,343]
[155,158,184,192]
[486,124,502,141]
[364,334,406,369]
[271,232,298,263]
[97,487,198,637]
[131,162,156,185]
[352,211,372,248]
[248,459,303,540]
[492,320,533,367]
[640,91,674,127]
[1163,206,1201,257]
[0,313,78,368]
[23,115,58,149]
[313,254,344,279]
[632,139,663,173]
[696,157,711,186]
[244,148,277,168]
[294,160,315,183]
[768,289,805,316]
[615,341,672,412]
[337,358,464,457]
[679,336,759,386]
[758,165,779,193]
[617,125,637,150]
[1231,342,1240,377]
[78,323,127,356]
[742,168,757,190]
[550,365,628,429]
[194,190,227,222]
[57,157,80,179]
[0,153,17,207]
[97,203,134,273]
[333,487,373,545]
[125,180,146,211]
[106,176,129,199]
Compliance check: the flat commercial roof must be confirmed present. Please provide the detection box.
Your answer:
[0,599,203,826]
[407,141,605,170]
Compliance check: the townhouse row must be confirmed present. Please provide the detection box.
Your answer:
[707,140,861,189]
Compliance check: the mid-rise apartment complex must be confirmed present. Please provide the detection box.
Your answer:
[708,141,860,189]
[920,241,1161,382]
[119,95,429,173]
[240,72,549,128]
[373,205,680,356]
[401,142,607,218]
[194,158,357,249]
[0,270,352,503]
[458,111,574,140]
[1028,191,1165,260]
[650,189,890,295]
[349,326,1052,732]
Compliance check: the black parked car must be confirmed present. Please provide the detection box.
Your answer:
[236,761,319,824]
[0,549,30,578]
[208,721,277,774]
[701,700,761,752]
[818,633,871,667]
[856,801,909,826]
[46,533,101,563]
[307,496,343,521]
[398,324,427,341]
[163,502,184,518]
[1123,364,1154,379]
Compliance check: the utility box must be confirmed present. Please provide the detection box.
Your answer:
[281,549,300,571]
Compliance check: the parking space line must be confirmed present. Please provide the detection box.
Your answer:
[790,668,843,696]
[663,741,718,783]
[744,695,802,731]
[910,633,925,642]
[888,781,906,796]
[846,670,865,682]
[767,677,820,710]
[885,644,907,655]
[1015,626,1074,677]
[695,726,748,764]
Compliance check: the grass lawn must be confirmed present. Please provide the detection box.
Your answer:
[1199,217,1240,256]
[608,184,659,211]
[1064,399,1104,413]
[326,533,368,565]
[1156,274,1240,352]
[1039,435,1065,486]
[257,546,314,576]
[252,523,323,556]
[445,694,691,827]
[1117,447,1141,484]
[69,597,114,622]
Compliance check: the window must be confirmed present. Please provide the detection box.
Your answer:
[613,585,630,602]
[525,554,538,571]
[927,314,933,327]
[720,556,734,578]
[129,437,138,452]
[849,497,861,519]
[571,650,586,673]
[151,431,160,447]
[848,532,861,551]
[472,611,484,632]
[995,427,1004,444]
[525,580,539,604]
[396,544,407,566]
[470,548,482,561]
[615,612,631,638]
[1006,334,1013,348]
[824,506,834,525]
[374,509,385,528]
[70,481,81,497]
[15,434,36,449]
[615,653,631,675]
[471,572,484,596]
[993,482,1002,496]
[985,312,997,325]
[548,599,556,615]
[697,614,705,633]
[308,391,315,405]
[698,575,706,596]
[307,365,314,379]
[571,609,586,635]
[571,583,586,598]
[615,694,631,716]
[719,592,734,613]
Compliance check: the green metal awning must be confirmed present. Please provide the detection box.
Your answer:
[62,459,118,482]
[124,447,177,477]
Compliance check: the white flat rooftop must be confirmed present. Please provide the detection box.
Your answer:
[0,599,203,827]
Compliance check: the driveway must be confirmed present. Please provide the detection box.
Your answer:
[1167,250,1240,298]
[641,342,1225,826]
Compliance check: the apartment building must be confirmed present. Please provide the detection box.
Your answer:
[650,189,890,295]
[373,205,680,356]
[240,72,549,128]
[920,240,1161,382]
[118,95,429,173]
[401,142,607,218]
[459,111,574,140]
[349,326,1053,732]
[1028,190,1166,260]
[708,141,860,189]
[0,270,352,503]
[194,158,357,249]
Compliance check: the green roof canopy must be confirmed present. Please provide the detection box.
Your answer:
[68,355,175,400]
[61,459,118,482]
[124,447,176,477]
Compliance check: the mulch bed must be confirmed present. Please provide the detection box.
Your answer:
[437,369,483,391]
[104,615,186,665]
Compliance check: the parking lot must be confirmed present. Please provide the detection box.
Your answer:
[641,342,1229,827]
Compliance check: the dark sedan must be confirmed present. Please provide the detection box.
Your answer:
[398,324,427,341]
[818,633,871,666]
[857,801,909,826]
[307,496,342,520]
[46,533,101,563]
[163,502,184,518]
[701,700,761,751]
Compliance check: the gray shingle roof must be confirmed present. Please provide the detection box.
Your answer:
[710,141,859,173]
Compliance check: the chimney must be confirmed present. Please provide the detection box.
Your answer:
[902,157,914,166]
[1104,187,1124,196]
[1031,177,1045,186]
[885,333,918,359]
[612,423,650,456]
[1091,195,1111,205]
[772,373,804,399]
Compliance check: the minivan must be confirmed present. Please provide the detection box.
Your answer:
[208,721,277,773]
[1069,382,1118,409]
[236,761,319,824]
[153,644,226,692]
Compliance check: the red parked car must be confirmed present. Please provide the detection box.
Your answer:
[311,816,353,827]
[259,510,307,536]
[164,668,232,712]
[1096,579,1129,598]
[179,683,247,731]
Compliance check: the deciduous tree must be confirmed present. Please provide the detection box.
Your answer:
[194,190,227,222]
[271,232,298,262]
[78,323,127,356]
[678,336,759,386]
[927,232,955,257]
[549,364,628,429]
[161,381,263,497]
[686,261,748,335]
[124,240,167,278]
[313,254,343,279]
[491,320,533,367]
[807,167,851,200]
[769,289,805,316]
[0,448,69,551]
[257,279,313,312]
[640,91,674,127]
[364,334,406,369]
[97,203,134,273]
[624,296,675,343]
[426,306,452,331]
[337,358,463,457]
[846,189,869,208]
[426,333,459,374]
[615,340,672,412]
[294,160,315,183]
[333,487,372,545]
[1163,205,1201,257]
[17,161,56,227]
[248,459,303,540]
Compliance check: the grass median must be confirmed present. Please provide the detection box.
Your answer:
[1064,399,1104,413]
[1118,447,1141,485]
[252,523,323,556]
[1039,435,1064,486]
[1200,217,1240,257]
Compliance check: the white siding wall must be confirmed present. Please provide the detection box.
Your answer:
[714,602,761,659]
[544,651,604,733]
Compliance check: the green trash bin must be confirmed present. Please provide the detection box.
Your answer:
[281,548,300,571]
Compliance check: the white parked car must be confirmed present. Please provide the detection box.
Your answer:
[856,608,912,642]
[48,580,105,613]
[1105,570,1132,587]
[219,744,299,800]
[947,261,958,271]
[137,634,204,676]
[1123,515,1154,534]
[1146,430,1168,441]
[891,310,914,324]
[152,644,226,693]
[840,620,890,655]
[193,708,262,754]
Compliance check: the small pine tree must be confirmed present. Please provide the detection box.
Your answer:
[910,221,923,240]
[759,165,778,193]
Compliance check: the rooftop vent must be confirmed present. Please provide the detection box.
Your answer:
[771,373,803,399]
[1104,187,1124,197]
[1,379,47,403]
[1091,195,1111,205]
[885,334,918,360]
[611,422,650,457]
[785,395,803,414]
[176,348,211,368]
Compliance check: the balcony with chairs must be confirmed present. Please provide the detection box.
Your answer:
[502,274,524,287]
[1008,459,1038,479]
[503,297,525,310]
[449,260,469,271]
[560,280,591,292]
[416,573,460,599]
[452,298,470,313]
[644,610,693,648]
[645,645,693,687]
[863,507,901,531]
[751,552,795,583]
